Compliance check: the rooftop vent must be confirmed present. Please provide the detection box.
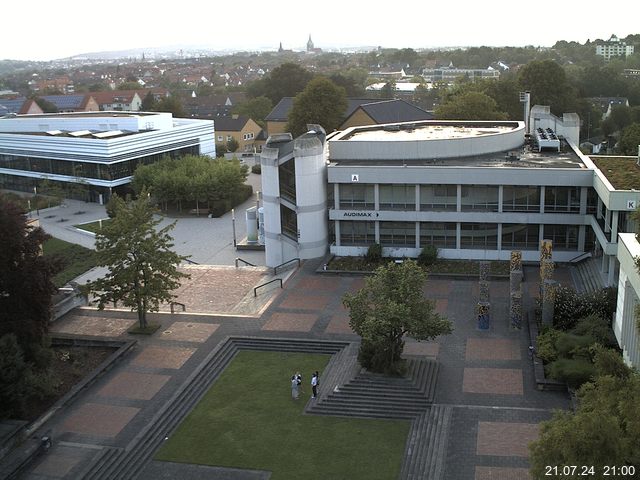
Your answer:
[534,127,560,152]
[68,130,92,137]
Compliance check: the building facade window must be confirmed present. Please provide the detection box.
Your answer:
[339,220,376,246]
[278,159,296,203]
[501,223,540,250]
[420,185,457,211]
[502,186,540,212]
[420,222,456,248]
[339,184,374,210]
[379,221,416,247]
[460,185,499,211]
[544,186,580,213]
[543,224,579,250]
[460,223,498,249]
[379,184,415,210]
[280,205,298,240]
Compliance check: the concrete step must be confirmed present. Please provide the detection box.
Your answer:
[331,386,426,400]
[309,405,417,419]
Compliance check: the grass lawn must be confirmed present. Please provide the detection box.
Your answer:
[74,218,111,233]
[156,350,410,480]
[43,237,98,287]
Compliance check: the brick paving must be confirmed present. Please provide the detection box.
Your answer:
[60,403,140,437]
[463,368,524,395]
[476,422,540,457]
[475,466,531,480]
[22,261,574,480]
[98,372,171,400]
[465,338,521,361]
[132,346,196,369]
[159,321,219,342]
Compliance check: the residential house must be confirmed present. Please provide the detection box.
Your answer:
[588,97,629,120]
[183,93,247,119]
[265,97,432,136]
[0,97,44,115]
[39,94,99,113]
[214,115,263,153]
[28,76,75,94]
[91,91,143,111]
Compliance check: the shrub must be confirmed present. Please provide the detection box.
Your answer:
[553,286,618,332]
[555,332,595,359]
[251,164,261,174]
[570,314,617,348]
[365,243,383,263]
[536,328,562,363]
[417,245,438,267]
[546,357,595,389]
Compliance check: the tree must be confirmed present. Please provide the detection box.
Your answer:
[249,63,314,105]
[140,91,158,111]
[88,193,190,329]
[154,96,185,118]
[436,91,508,120]
[618,123,640,155]
[529,348,640,475]
[518,60,579,116]
[379,81,396,99]
[286,77,347,137]
[342,260,453,374]
[227,137,239,153]
[0,195,59,366]
[33,97,58,113]
[234,96,272,127]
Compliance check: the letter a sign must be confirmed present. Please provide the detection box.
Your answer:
[351,174,359,182]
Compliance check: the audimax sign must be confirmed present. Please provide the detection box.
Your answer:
[343,211,380,218]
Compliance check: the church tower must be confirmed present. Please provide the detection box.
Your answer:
[307,35,314,52]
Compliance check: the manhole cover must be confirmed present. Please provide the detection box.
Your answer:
[162,330,173,335]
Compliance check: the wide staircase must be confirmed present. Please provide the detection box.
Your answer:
[571,257,607,294]
[307,358,438,419]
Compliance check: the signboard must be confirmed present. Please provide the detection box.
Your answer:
[627,200,637,210]
[342,211,379,218]
[351,174,359,182]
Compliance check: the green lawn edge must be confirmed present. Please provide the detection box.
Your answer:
[156,350,410,480]
[43,237,98,287]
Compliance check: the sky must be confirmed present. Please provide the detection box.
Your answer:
[2,0,638,61]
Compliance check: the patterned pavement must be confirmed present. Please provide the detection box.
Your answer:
[24,261,570,480]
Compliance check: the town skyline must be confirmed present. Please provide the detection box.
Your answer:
[4,0,639,61]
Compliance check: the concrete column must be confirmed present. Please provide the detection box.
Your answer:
[334,183,340,210]
[539,186,545,214]
[415,222,420,248]
[335,220,341,247]
[579,187,587,215]
[498,185,503,213]
[375,221,380,244]
[597,196,603,220]
[578,225,586,251]
[415,185,420,212]
[542,279,557,326]
[374,184,379,210]
[611,211,619,243]
[456,222,461,250]
[497,223,503,251]
[602,253,608,274]
[457,184,462,212]
[608,255,616,287]
[605,208,611,233]
[477,301,490,330]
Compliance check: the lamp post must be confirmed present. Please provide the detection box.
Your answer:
[232,208,237,247]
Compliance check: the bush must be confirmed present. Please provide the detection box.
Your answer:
[555,332,595,359]
[546,357,595,389]
[553,286,618,331]
[536,328,562,363]
[365,243,383,263]
[251,164,261,174]
[570,314,617,347]
[209,184,253,218]
[417,245,438,267]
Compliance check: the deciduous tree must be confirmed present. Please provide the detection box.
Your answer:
[286,77,347,137]
[342,260,453,374]
[88,192,189,329]
[436,91,508,120]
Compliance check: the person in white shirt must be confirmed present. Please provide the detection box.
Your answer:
[311,371,319,398]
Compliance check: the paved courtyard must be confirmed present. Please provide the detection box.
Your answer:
[22,260,572,480]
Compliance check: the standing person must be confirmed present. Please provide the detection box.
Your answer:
[311,371,319,399]
[291,374,299,400]
[296,372,303,395]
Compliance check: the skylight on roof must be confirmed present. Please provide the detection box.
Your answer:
[92,130,123,139]
[68,130,92,137]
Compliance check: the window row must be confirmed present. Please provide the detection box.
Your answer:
[338,221,579,250]
[337,184,582,213]
[0,146,199,181]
